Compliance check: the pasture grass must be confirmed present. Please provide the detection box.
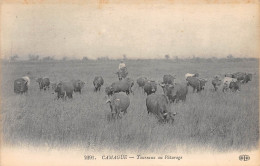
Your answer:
[1,60,259,153]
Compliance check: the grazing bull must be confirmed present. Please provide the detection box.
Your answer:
[159,83,188,103]
[222,77,238,92]
[71,79,85,94]
[229,81,241,92]
[146,94,176,123]
[105,86,113,96]
[244,73,252,83]
[212,76,222,91]
[54,81,74,99]
[198,78,207,90]
[14,78,28,94]
[232,72,247,83]
[232,72,252,83]
[106,92,130,119]
[136,77,148,88]
[106,78,134,95]
[186,77,207,92]
[185,73,199,79]
[144,80,157,95]
[93,76,104,92]
[36,77,50,91]
[163,74,176,85]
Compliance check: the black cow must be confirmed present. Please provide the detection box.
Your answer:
[163,74,175,85]
[136,77,148,88]
[54,81,74,99]
[106,92,130,119]
[186,77,207,92]
[71,79,85,94]
[160,83,188,103]
[14,78,28,94]
[144,80,157,95]
[146,94,176,123]
[36,77,50,91]
[93,76,104,92]
[212,76,222,91]
[106,78,134,95]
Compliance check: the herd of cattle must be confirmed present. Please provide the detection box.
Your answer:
[13,71,253,123]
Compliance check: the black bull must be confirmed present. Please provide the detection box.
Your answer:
[14,78,28,94]
[159,83,188,103]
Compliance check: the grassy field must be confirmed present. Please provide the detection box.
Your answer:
[1,60,259,153]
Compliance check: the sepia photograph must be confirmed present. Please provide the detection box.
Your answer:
[1,0,259,165]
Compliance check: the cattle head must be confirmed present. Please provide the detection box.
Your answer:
[51,82,57,90]
[229,81,241,92]
[36,77,42,84]
[105,86,113,96]
[164,112,177,124]
[14,78,28,94]
[106,98,121,118]
[36,77,45,89]
[159,83,174,94]
[77,80,85,88]
[199,79,207,90]
[54,82,62,93]
[246,73,252,82]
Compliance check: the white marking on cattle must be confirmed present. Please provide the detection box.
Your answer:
[22,76,30,86]
[185,73,195,79]
[223,77,237,87]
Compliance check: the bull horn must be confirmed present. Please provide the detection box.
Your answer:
[169,84,174,88]
[106,99,111,103]
[159,83,165,87]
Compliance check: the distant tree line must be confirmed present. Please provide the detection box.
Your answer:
[4,54,258,63]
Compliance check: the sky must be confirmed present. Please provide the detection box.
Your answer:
[1,2,259,60]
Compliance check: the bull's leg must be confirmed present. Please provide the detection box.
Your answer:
[117,112,122,119]
[183,96,186,102]
[67,93,73,99]
[123,109,127,115]
[112,113,116,119]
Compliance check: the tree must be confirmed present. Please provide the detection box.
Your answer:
[42,56,54,61]
[82,56,89,61]
[9,55,19,61]
[227,54,233,59]
[28,54,39,61]
[62,56,68,61]
[165,54,170,60]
